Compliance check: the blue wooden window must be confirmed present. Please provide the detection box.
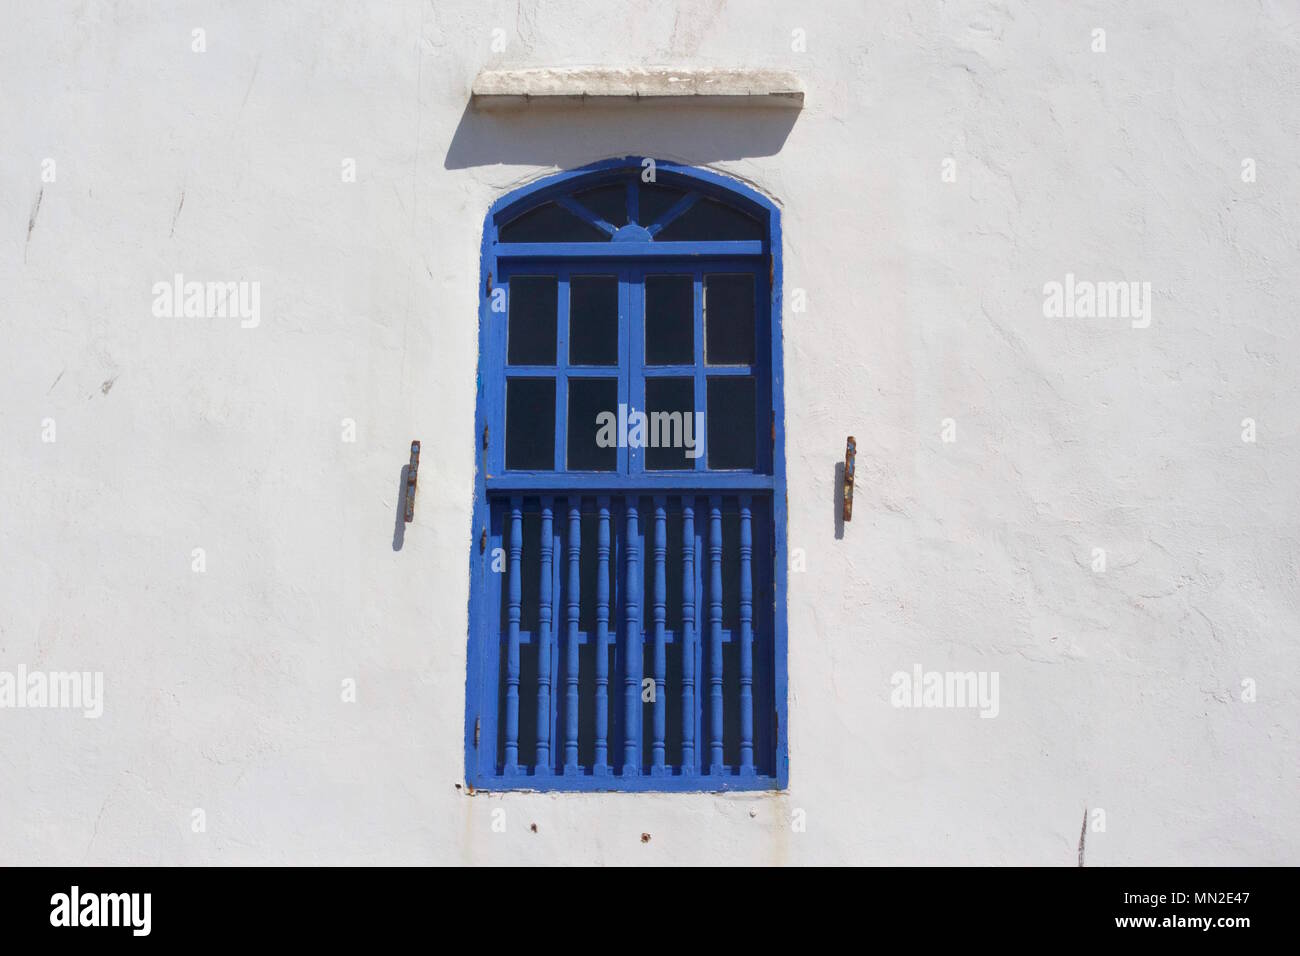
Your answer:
[466,159,788,791]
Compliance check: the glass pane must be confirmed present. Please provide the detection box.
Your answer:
[639,182,686,227]
[569,276,618,366]
[644,275,693,365]
[706,376,755,470]
[574,184,627,228]
[567,378,618,471]
[656,198,762,242]
[499,202,609,243]
[705,274,755,365]
[508,276,557,365]
[644,377,697,470]
[506,378,555,470]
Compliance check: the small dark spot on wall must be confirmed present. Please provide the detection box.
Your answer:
[530,822,538,833]
[100,377,117,396]
[640,832,651,844]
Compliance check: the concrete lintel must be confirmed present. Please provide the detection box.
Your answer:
[471,68,804,111]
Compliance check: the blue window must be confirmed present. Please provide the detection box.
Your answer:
[465,159,788,791]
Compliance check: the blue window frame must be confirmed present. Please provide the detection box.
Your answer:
[465,158,788,791]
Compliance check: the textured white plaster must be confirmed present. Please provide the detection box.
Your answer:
[0,0,1297,865]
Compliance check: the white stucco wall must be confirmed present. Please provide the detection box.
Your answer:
[2,0,1297,865]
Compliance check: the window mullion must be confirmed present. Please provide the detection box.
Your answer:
[625,269,644,476]
[693,269,706,473]
[555,269,570,470]
[492,266,512,475]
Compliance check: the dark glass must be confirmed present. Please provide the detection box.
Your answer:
[656,198,762,242]
[499,202,609,243]
[638,182,686,227]
[506,378,555,470]
[574,184,628,228]
[644,377,696,470]
[567,378,618,471]
[705,274,755,365]
[569,276,618,366]
[644,275,693,365]
[507,276,557,365]
[706,376,756,470]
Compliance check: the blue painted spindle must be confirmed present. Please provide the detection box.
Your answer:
[536,497,553,773]
[623,497,640,775]
[708,496,725,775]
[504,498,524,775]
[739,496,756,776]
[650,497,668,775]
[594,497,612,776]
[680,498,696,774]
[564,499,581,774]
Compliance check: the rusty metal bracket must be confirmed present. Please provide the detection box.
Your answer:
[843,436,856,522]
[404,441,420,523]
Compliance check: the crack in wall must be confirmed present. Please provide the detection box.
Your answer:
[1078,807,1087,867]
[25,188,43,262]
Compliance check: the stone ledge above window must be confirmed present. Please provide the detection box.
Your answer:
[471,68,804,111]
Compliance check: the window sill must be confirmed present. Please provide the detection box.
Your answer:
[471,68,804,111]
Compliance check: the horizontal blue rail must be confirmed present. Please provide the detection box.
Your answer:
[495,241,764,259]
[470,774,778,794]
[486,474,774,493]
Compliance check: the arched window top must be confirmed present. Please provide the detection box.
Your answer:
[491,159,770,246]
